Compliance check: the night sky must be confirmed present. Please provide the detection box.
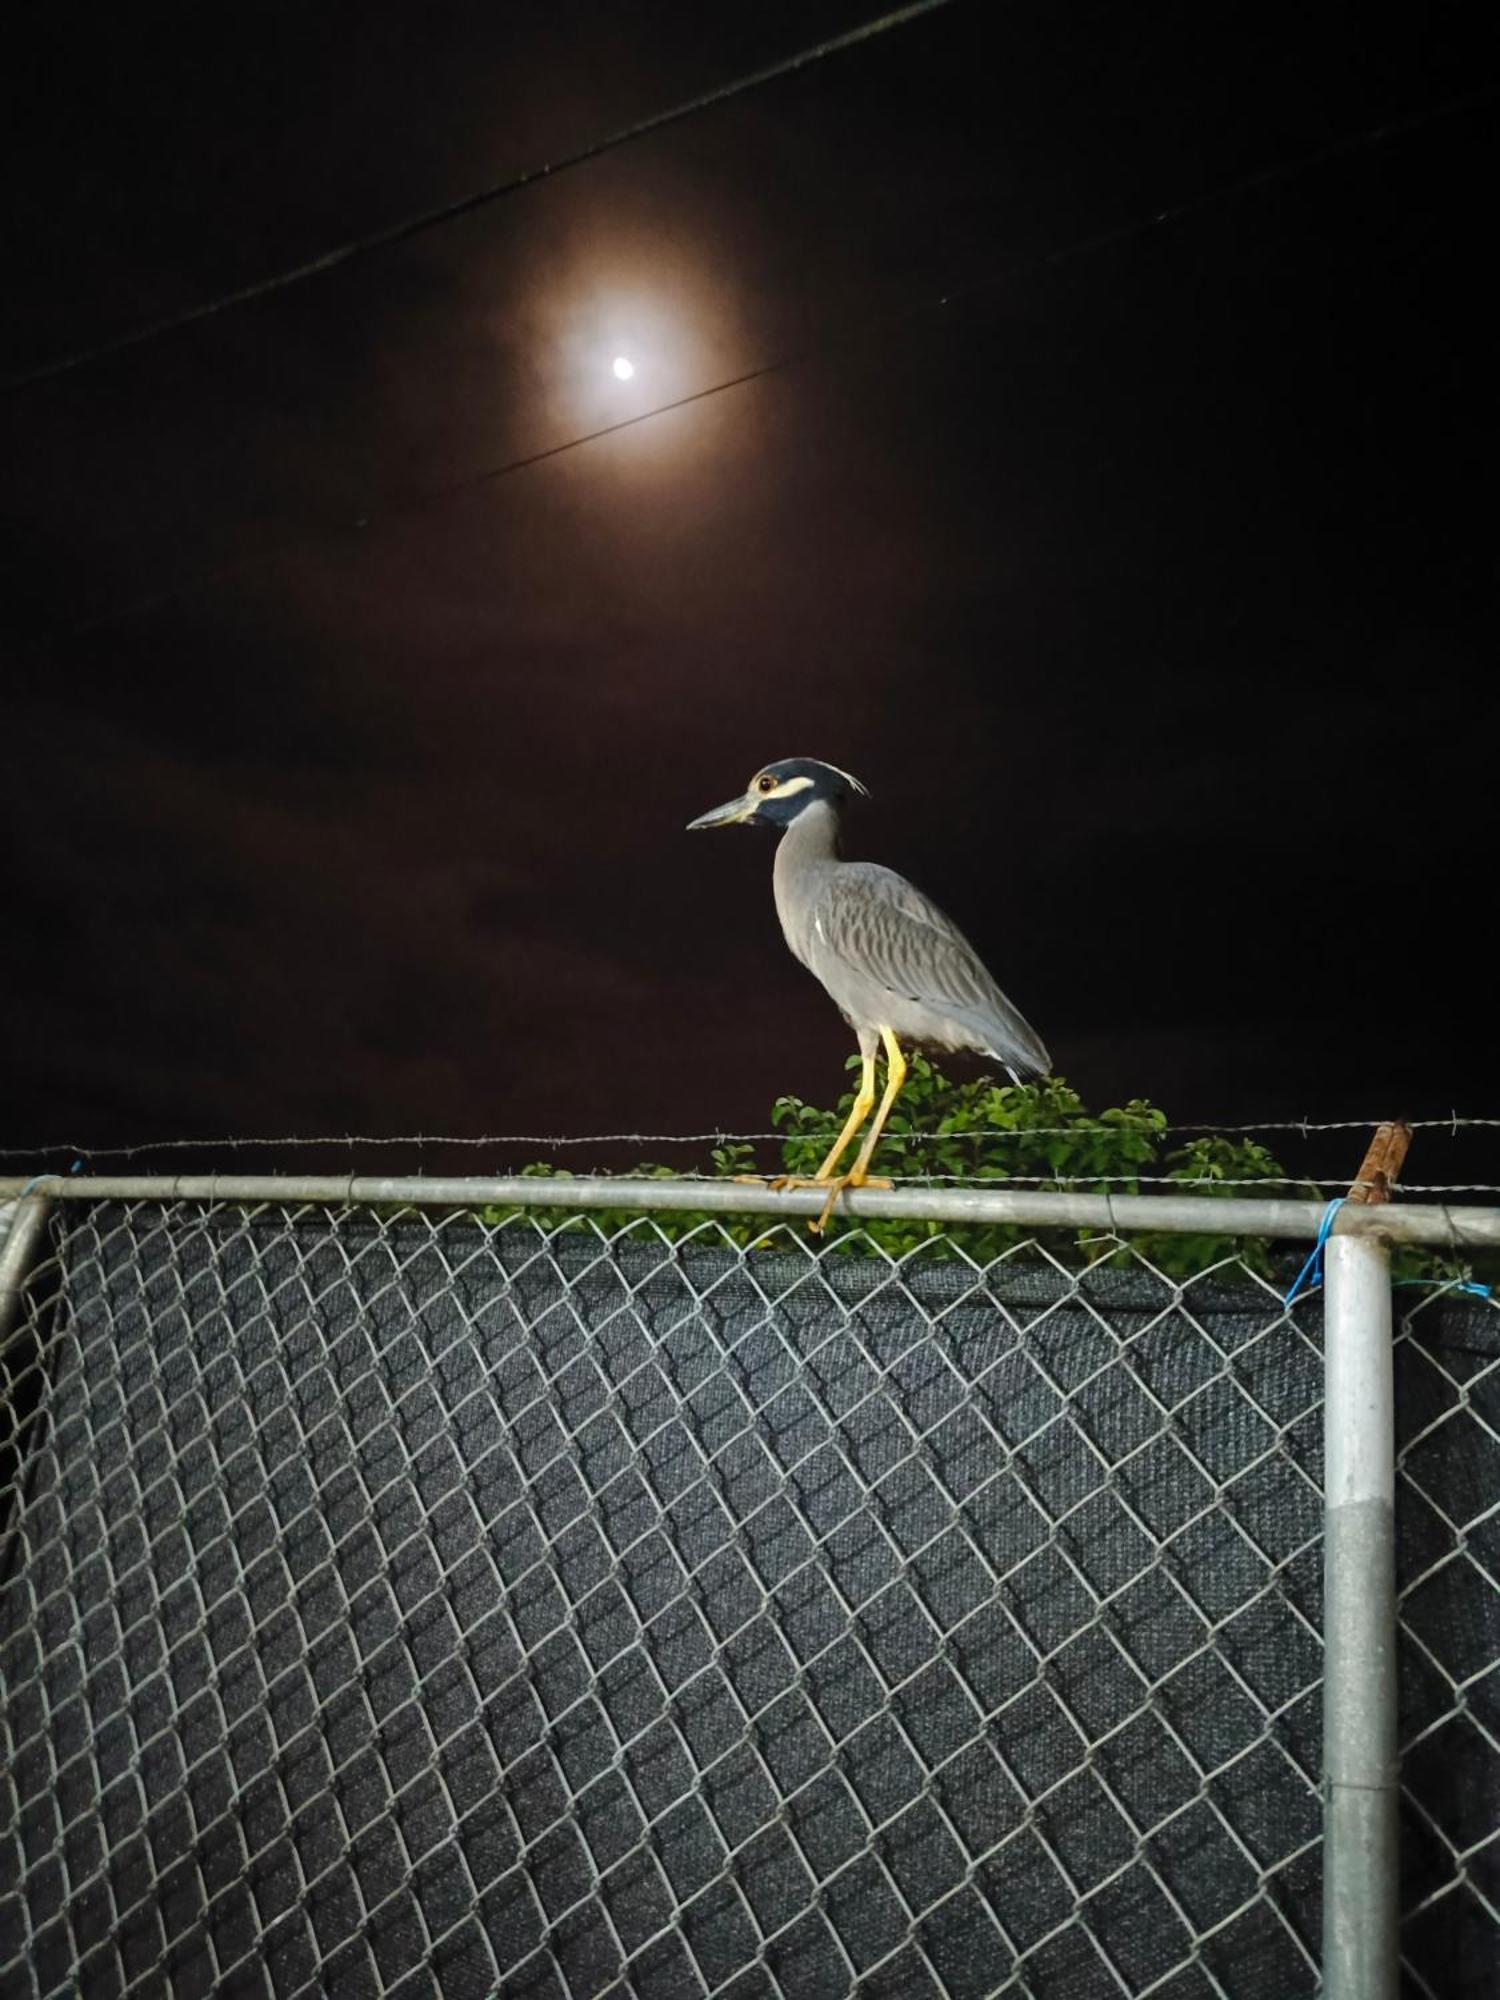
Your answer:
[2,2,1495,1175]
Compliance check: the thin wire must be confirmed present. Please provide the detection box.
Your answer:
[54,348,829,637]
[887,1179,1500,1194]
[3,1118,1496,1159]
[1164,1116,1500,1135]
[4,1164,1496,1195]
[1319,1184,1500,1196]
[765,1172,1356,1189]
[3,0,960,393]
[40,82,1495,643]
[4,1132,780,1158]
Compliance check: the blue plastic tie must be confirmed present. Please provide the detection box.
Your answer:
[1396,1276,1493,1300]
[1284,1196,1346,1307]
[12,1162,82,1199]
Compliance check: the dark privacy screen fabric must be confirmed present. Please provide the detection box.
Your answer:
[1,1202,1495,1997]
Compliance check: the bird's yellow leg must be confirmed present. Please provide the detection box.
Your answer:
[764,1050,878,1190]
[811,1031,906,1232]
[849,1029,908,1181]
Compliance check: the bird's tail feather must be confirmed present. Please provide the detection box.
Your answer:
[996,1048,1050,1086]
[944,999,1051,1084]
[981,1021,1051,1084]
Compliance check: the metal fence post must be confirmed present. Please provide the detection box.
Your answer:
[1322,1224,1399,1999]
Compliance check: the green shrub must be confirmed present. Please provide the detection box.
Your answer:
[472,1058,1496,1285]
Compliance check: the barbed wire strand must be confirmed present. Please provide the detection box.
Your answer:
[2,0,960,392]
[4,1170,1498,1196]
[884,1177,1499,1193]
[444,1174,1495,1194]
[41,83,1495,644]
[4,1118,1497,1161]
[597,1173,1497,1193]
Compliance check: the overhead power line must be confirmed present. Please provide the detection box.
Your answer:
[41,85,1492,644]
[3,0,961,392]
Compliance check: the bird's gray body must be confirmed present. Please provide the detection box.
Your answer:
[772,798,1050,1082]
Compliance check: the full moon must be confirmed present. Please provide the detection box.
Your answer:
[611,355,635,381]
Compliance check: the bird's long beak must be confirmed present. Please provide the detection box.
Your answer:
[686,794,755,830]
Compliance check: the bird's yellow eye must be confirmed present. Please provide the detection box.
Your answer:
[756,774,777,794]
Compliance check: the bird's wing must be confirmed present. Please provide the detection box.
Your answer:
[813,863,1050,1075]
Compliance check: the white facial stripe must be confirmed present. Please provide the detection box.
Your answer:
[746,764,869,804]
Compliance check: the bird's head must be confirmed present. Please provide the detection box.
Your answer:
[686,757,868,832]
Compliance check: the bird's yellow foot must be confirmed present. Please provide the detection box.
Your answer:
[737,1173,894,1231]
[810,1173,893,1234]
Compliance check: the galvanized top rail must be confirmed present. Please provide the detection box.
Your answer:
[3,1173,1499,1248]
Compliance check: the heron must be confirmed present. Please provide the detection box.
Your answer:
[687,757,1050,1230]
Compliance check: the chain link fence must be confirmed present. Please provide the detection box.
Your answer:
[0,1193,1495,1997]
[1395,1282,1500,1992]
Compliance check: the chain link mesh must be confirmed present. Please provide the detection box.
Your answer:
[0,1198,1492,1996]
[1395,1283,1500,1994]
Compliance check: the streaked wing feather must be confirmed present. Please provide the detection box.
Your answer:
[815,865,1048,1069]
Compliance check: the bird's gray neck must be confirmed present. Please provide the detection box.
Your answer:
[772,801,840,964]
